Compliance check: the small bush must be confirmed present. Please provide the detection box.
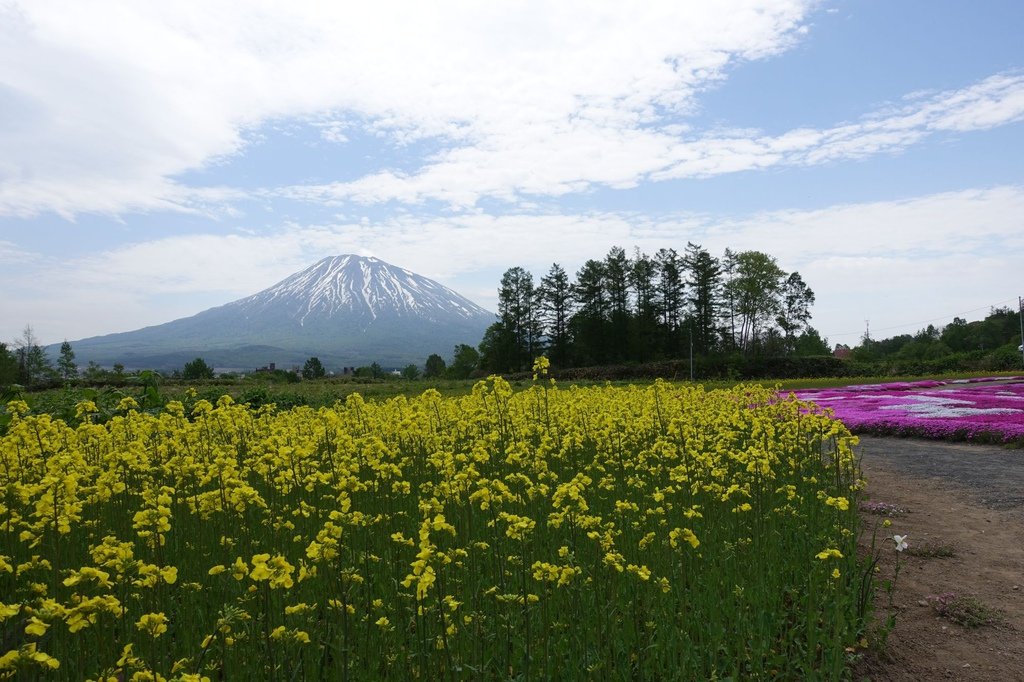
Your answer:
[926,593,1001,627]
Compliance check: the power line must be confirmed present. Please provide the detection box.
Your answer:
[824,297,1019,340]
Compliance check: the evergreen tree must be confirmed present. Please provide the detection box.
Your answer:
[629,249,659,361]
[497,267,541,371]
[478,322,514,373]
[682,244,722,356]
[0,342,18,386]
[603,247,631,361]
[721,248,738,350]
[401,364,421,380]
[655,248,685,355]
[423,353,447,378]
[537,263,573,366]
[570,259,609,365]
[448,344,480,379]
[182,357,215,381]
[57,341,78,382]
[302,356,326,379]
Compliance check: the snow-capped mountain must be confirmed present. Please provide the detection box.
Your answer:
[231,255,491,326]
[59,256,495,370]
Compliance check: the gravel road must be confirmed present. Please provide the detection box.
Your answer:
[855,435,1024,511]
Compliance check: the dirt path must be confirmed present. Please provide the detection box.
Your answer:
[853,436,1024,681]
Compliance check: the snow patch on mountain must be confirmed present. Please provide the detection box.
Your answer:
[228,255,493,326]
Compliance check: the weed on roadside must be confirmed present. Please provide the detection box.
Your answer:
[859,501,907,516]
[926,592,1002,628]
[906,541,955,559]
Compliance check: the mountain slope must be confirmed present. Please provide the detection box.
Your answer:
[60,255,495,370]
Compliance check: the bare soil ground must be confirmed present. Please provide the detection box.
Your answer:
[853,436,1024,681]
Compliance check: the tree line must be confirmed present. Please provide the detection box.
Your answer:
[477,244,825,373]
[845,306,1023,373]
[0,326,79,389]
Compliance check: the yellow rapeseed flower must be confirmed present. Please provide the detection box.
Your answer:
[136,612,168,638]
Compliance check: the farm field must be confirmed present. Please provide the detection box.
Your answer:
[795,377,1024,446]
[14,369,1024,431]
[0,374,870,680]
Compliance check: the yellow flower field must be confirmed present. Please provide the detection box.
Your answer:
[0,373,866,680]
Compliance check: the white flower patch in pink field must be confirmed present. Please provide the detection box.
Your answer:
[795,377,1024,444]
[878,394,1019,418]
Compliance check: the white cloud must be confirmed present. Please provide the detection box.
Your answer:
[5,3,1022,217]
[4,185,1021,346]
[0,240,37,264]
[1,1,813,217]
[290,73,1024,206]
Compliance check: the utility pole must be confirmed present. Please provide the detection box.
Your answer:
[689,320,694,382]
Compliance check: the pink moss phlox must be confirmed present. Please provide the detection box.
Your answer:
[793,379,1024,445]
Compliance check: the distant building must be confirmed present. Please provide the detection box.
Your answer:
[255,362,277,373]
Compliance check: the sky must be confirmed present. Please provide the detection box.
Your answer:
[2,0,1023,350]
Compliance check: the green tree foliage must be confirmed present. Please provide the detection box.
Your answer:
[940,308,1020,353]
[570,259,609,365]
[496,267,542,372]
[793,327,831,356]
[726,250,785,354]
[655,248,685,356]
[57,340,78,382]
[447,344,480,379]
[478,322,515,373]
[0,342,19,386]
[629,249,659,362]
[683,243,723,356]
[776,273,816,354]
[13,325,55,387]
[537,263,573,366]
[352,364,385,379]
[894,325,952,362]
[720,248,739,350]
[603,247,631,362]
[850,306,1023,373]
[477,244,819,374]
[401,364,421,380]
[82,361,106,383]
[423,353,447,379]
[182,357,215,381]
[302,357,326,379]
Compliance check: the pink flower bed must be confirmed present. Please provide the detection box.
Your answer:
[795,377,1024,444]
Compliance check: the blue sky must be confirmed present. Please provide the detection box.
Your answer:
[2,1,1023,349]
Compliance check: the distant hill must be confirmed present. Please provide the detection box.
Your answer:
[55,255,495,371]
